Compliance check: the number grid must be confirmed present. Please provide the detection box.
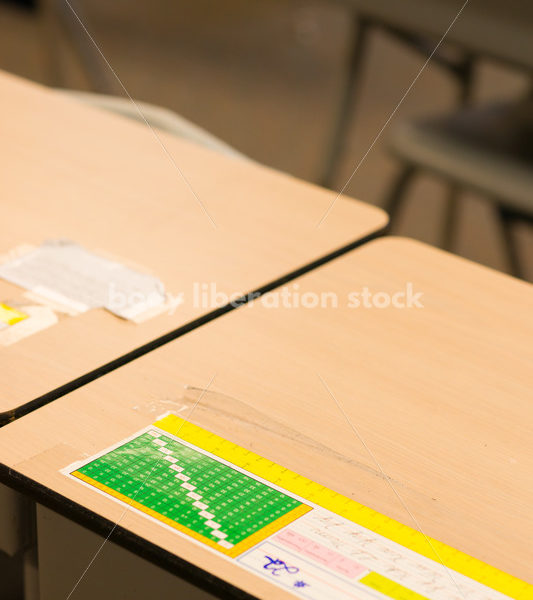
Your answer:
[71,429,310,556]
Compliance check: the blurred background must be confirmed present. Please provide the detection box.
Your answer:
[1,0,532,280]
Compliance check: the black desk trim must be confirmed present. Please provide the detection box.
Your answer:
[1,223,388,426]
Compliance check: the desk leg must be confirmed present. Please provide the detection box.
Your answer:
[0,483,36,599]
[36,505,218,600]
[0,483,33,556]
[0,550,24,600]
[23,543,40,600]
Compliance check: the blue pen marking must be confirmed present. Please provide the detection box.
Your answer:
[263,555,300,576]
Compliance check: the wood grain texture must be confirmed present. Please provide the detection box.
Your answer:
[0,70,387,413]
[0,238,531,596]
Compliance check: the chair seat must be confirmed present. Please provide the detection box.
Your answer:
[388,100,533,216]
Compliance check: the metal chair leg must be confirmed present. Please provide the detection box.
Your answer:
[455,54,475,105]
[42,0,117,93]
[441,183,462,251]
[498,207,523,279]
[319,15,370,189]
[382,163,416,230]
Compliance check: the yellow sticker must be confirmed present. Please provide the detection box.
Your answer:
[0,303,28,326]
[360,572,430,600]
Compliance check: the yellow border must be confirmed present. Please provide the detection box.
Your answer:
[154,414,533,600]
[71,472,310,558]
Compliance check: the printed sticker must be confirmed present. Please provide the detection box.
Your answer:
[63,415,529,600]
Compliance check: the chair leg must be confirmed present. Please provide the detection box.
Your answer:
[441,183,461,251]
[383,25,476,106]
[455,54,475,105]
[498,207,523,279]
[47,0,117,93]
[40,0,63,87]
[382,164,416,231]
[319,15,370,189]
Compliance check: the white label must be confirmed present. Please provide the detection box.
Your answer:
[0,240,166,321]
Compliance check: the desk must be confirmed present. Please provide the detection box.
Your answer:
[0,237,531,599]
[0,70,386,422]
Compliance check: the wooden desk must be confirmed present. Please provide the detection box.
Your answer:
[0,238,530,599]
[0,70,387,422]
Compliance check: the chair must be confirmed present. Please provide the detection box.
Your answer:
[383,97,533,278]
[319,9,475,188]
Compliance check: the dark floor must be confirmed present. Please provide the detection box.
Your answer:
[1,0,531,279]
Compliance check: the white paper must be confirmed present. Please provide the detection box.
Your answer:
[0,240,166,321]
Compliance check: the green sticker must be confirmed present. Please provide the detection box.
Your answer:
[74,431,303,548]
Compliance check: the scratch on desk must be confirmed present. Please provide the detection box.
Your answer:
[181,385,414,493]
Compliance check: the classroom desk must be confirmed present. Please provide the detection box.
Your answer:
[0,237,531,599]
[0,69,387,423]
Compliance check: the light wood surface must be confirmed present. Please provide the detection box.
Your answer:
[0,237,531,598]
[0,69,387,415]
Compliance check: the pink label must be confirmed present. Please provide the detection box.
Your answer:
[275,529,366,578]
